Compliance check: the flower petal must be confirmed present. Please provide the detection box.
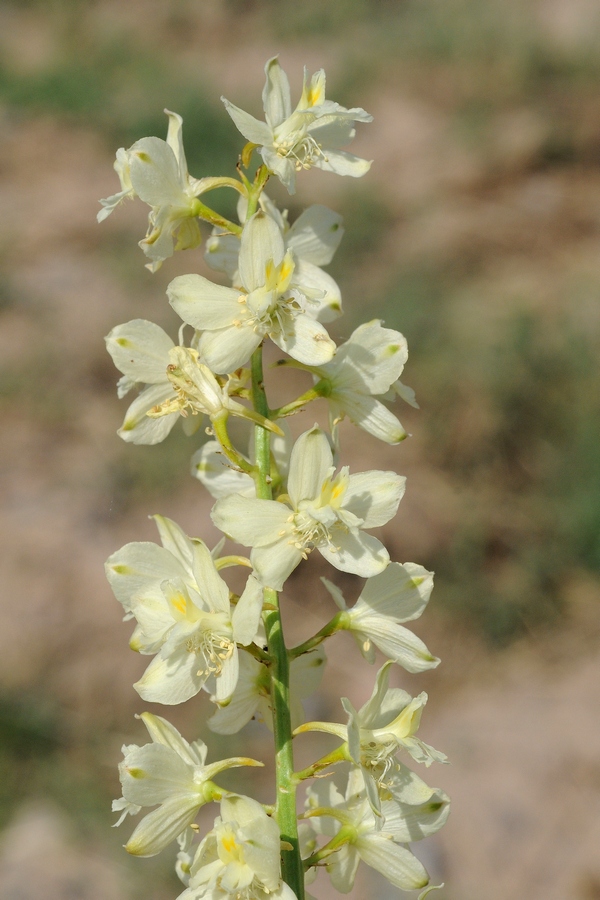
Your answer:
[118,383,179,445]
[343,471,406,528]
[232,575,264,645]
[191,442,255,499]
[356,562,434,623]
[293,259,342,322]
[270,310,336,366]
[152,515,196,574]
[208,651,263,734]
[204,231,241,279]
[314,148,372,178]
[251,539,304,591]
[262,57,292,128]
[211,496,292,548]
[129,137,185,207]
[381,786,450,842]
[287,425,333,507]
[139,712,207,766]
[286,205,344,266]
[355,833,429,891]
[105,542,187,612]
[354,617,439,673]
[338,392,407,444]
[125,793,201,857]
[238,211,284,293]
[168,275,243,329]
[326,843,361,894]
[221,98,272,146]
[120,743,194,806]
[106,319,174,383]
[319,528,389,577]
[134,646,206,704]
[196,324,263,374]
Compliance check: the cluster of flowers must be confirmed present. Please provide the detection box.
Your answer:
[101,57,449,900]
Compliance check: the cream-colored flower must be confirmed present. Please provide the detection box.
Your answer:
[168,211,336,374]
[212,425,405,590]
[113,713,262,857]
[105,516,263,705]
[310,319,414,444]
[105,323,278,444]
[180,794,296,900]
[297,661,447,814]
[303,768,433,894]
[98,110,217,270]
[207,646,326,735]
[322,562,439,673]
[205,195,344,323]
[222,57,372,194]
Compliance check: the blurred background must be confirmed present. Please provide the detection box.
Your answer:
[1,0,600,898]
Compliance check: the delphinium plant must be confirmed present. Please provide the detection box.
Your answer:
[100,56,449,900]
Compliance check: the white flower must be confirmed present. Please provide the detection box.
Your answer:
[207,646,326,735]
[149,346,283,435]
[180,794,296,900]
[211,425,405,590]
[105,323,279,444]
[113,713,262,857]
[222,57,372,194]
[322,562,440,673]
[297,661,447,815]
[206,195,344,322]
[98,110,214,271]
[303,768,431,893]
[105,516,263,704]
[309,319,415,444]
[168,211,336,374]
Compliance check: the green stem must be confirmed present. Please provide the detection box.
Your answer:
[289,612,344,659]
[251,345,305,900]
[293,744,348,783]
[302,828,352,869]
[271,387,322,419]
[193,199,242,235]
[211,412,254,474]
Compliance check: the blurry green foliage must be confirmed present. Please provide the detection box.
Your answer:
[378,261,600,642]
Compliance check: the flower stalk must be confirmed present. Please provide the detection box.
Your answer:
[101,53,448,900]
[252,343,305,899]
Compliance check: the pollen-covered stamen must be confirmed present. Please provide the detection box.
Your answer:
[185,620,235,678]
[274,131,329,171]
[290,490,350,556]
[360,734,399,794]
[290,510,330,550]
